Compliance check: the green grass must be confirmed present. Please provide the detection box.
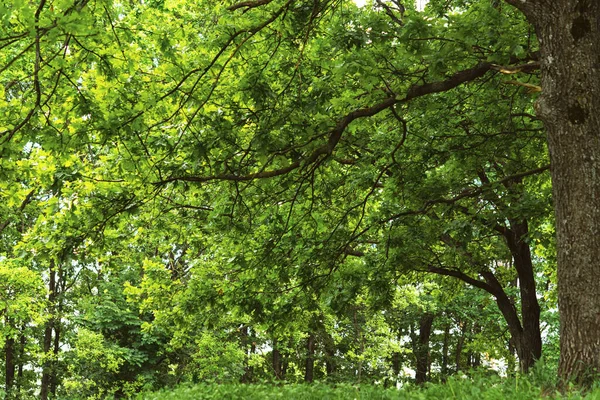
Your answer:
[138,375,600,400]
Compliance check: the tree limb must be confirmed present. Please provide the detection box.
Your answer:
[155,61,506,186]
[403,62,492,100]
[427,265,498,295]
[228,0,273,11]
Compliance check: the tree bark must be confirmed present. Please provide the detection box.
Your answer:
[507,339,517,376]
[51,323,61,397]
[392,351,401,377]
[5,332,15,396]
[503,0,600,384]
[414,313,434,384]
[304,333,315,383]
[504,220,542,372]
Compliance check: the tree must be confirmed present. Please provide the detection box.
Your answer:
[0,0,594,390]
[0,262,46,399]
[501,0,600,385]
[124,0,552,379]
[192,0,598,383]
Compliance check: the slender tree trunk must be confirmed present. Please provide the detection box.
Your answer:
[240,325,255,383]
[504,0,600,385]
[40,325,53,400]
[505,220,542,372]
[5,330,15,396]
[480,265,539,373]
[240,326,255,383]
[441,323,450,379]
[353,308,364,384]
[414,313,434,384]
[392,351,401,376]
[240,326,249,383]
[272,338,282,380]
[470,323,481,369]
[304,333,315,383]
[40,263,56,400]
[455,321,467,372]
[324,333,336,377]
[17,328,26,395]
[50,324,61,397]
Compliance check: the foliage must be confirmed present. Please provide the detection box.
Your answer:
[0,0,571,396]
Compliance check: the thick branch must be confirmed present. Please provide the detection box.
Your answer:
[228,0,273,11]
[157,61,506,186]
[344,247,365,257]
[375,0,404,26]
[429,266,524,334]
[403,62,492,100]
[427,265,498,295]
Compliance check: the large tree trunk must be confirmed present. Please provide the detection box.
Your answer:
[504,0,600,385]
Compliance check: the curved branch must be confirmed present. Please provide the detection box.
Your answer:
[427,265,498,296]
[156,60,508,185]
[228,0,273,11]
[430,265,524,337]
[403,62,492,99]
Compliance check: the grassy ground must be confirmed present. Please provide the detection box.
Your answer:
[139,374,600,400]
